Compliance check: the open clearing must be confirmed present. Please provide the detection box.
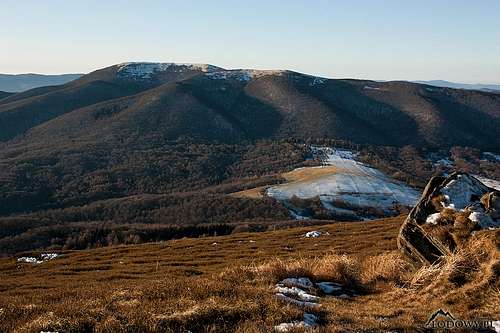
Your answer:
[233,147,420,219]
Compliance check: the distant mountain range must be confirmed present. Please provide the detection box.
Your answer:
[0,73,83,92]
[413,80,500,92]
[1,71,498,95]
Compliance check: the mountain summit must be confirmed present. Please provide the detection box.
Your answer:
[1,62,499,149]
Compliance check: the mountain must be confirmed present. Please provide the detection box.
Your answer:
[1,62,499,148]
[1,62,499,254]
[0,73,83,93]
[413,80,500,93]
[0,91,13,100]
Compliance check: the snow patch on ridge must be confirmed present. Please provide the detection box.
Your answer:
[116,62,219,79]
[205,69,286,82]
[309,77,327,86]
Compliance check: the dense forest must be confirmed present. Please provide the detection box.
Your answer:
[1,64,499,255]
[1,136,498,255]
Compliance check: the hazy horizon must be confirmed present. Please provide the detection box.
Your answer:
[2,67,500,86]
[2,0,499,84]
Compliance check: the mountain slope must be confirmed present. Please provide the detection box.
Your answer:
[1,64,499,148]
[0,62,499,231]
[0,91,13,100]
[4,65,499,149]
[0,73,82,92]
[0,63,220,141]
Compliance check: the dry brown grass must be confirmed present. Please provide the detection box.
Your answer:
[229,186,267,199]
[0,217,498,332]
[229,165,346,199]
[282,166,339,182]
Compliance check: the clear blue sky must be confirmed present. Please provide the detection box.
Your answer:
[1,0,499,83]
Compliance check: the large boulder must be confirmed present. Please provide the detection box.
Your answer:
[398,172,499,266]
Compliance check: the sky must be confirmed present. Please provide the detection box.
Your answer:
[1,0,499,83]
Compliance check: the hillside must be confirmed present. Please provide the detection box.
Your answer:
[1,62,499,147]
[1,216,498,332]
[0,73,82,93]
[0,91,13,100]
[1,62,499,255]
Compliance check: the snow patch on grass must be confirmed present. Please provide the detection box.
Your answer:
[274,313,318,332]
[17,253,59,264]
[275,286,319,302]
[469,211,496,229]
[304,231,322,238]
[273,276,358,330]
[426,213,441,225]
[280,277,314,289]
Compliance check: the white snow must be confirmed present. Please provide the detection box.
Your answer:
[364,86,382,90]
[274,313,318,332]
[116,62,219,79]
[41,253,59,260]
[205,69,286,82]
[424,174,499,228]
[304,231,322,238]
[316,282,343,294]
[426,213,442,225]
[492,320,500,333]
[483,152,500,162]
[469,211,497,229]
[275,286,319,302]
[275,278,320,308]
[273,277,359,330]
[17,257,42,264]
[266,147,420,216]
[289,210,311,220]
[309,77,327,86]
[474,175,500,191]
[275,293,320,308]
[17,253,59,264]
[280,277,314,289]
[440,174,489,210]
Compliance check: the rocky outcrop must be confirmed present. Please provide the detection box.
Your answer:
[398,172,499,266]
